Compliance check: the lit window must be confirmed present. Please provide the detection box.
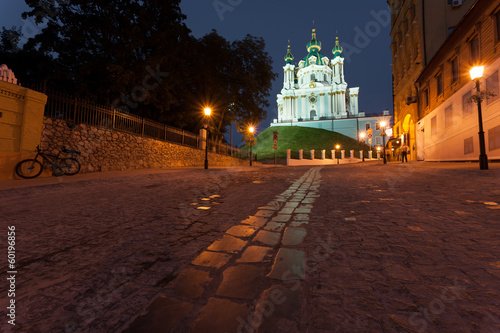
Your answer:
[464,137,474,154]
[486,71,499,105]
[463,91,473,118]
[489,125,500,151]
[431,116,437,136]
[445,105,453,128]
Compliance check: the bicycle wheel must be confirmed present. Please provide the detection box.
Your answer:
[59,158,80,176]
[15,159,43,179]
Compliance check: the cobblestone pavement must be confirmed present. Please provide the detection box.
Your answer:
[0,162,499,332]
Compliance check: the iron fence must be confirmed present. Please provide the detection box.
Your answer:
[31,86,248,159]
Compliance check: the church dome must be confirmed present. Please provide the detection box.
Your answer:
[306,29,322,52]
[284,44,294,64]
[332,36,343,58]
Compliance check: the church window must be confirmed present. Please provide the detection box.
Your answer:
[311,74,316,81]
[324,74,327,82]
[365,123,371,130]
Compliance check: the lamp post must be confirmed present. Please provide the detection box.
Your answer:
[335,144,340,165]
[380,121,387,164]
[203,108,211,169]
[470,66,489,170]
[249,126,255,166]
[359,132,366,162]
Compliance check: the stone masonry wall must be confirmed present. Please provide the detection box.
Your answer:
[41,117,250,173]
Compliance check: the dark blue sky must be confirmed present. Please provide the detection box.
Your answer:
[1,0,393,137]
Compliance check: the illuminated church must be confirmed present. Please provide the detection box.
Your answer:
[272,29,389,142]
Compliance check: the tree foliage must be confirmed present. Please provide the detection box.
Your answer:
[0,0,277,138]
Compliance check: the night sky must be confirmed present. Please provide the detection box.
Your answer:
[1,0,393,138]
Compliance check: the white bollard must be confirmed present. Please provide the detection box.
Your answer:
[341,150,345,159]
[310,149,315,160]
[369,151,373,159]
[321,150,326,160]
[350,150,354,158]
[299,149,303,160]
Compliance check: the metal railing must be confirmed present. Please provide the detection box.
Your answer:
[30,85,247,158]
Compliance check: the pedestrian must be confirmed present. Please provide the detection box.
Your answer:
[401,145,408,163]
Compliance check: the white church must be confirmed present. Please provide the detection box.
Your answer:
[272,29,390,145]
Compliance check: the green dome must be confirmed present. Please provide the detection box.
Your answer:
[306,29,322,52]
[284,44,294,64]
[332,36,343,58]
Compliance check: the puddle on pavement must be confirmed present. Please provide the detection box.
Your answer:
[197,207,211,210]
[484,202,498,206]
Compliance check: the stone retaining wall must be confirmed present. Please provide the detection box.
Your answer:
[41,118,250,173]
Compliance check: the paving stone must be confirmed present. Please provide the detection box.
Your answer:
[267,248,306,280]
[264,221,286,232]
[123,296,192,333]
[237,246,272,263]
[255,210,274,217]
[191,251,231,269]
[279,207,295,215]
[271,214,292,222]
[225,225,258,238]
[301,198,316,204]
[344,217,357,222]
[241,216,268,227]
[253,230,281,246]
[294,214,310,221]
[168,268,211,299]
[216,265,265,299]
[190,298,250,333]
[282,227,307,246]
[290,221,309,227]
[294,208,312,214]
[285,201,300,208]
[253,285,303,332]
[207,235,247,254]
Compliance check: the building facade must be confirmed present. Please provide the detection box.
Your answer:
[415,0,500,161]
[388,0,475,160]
[272,29,391,145]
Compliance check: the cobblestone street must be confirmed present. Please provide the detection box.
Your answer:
[1,162,499,332]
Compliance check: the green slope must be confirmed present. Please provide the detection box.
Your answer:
[246,126,374,160]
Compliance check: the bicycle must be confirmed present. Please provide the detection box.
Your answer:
[15,146,81,179]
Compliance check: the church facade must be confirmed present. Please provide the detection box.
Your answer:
[272,29,390,144]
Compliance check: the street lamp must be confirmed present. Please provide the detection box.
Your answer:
[380,121,387,164]
[335,144,340,164]
[203,108,211,169]
[470,66,488,170]
[249,126,255,166]
[359,132,366,162]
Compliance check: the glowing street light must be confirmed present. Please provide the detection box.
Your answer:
[379,121,387,164]
[335,144,340,164]
[249,126,255,166]
[203,108,212,169]
[469,66,488,170]
[359,132,366,162]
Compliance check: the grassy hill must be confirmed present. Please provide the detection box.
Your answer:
[245,126,374,160]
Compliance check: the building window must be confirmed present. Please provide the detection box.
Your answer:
[311,74,316,82]
[365,123,371,130]
[436,73,444,96]
[451,57,459,83]
[445,105,453,128]
[489,125,500,151]
[423,88,429,108]
[470,36,480,65]
[464,137,474,154]
[495,11,500,43]
[486,71,499,105]
[324,74,327,82]
[376,137,382,145]
[463,90,473,118]
[376,123,380,130]
[431,116,437,136]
